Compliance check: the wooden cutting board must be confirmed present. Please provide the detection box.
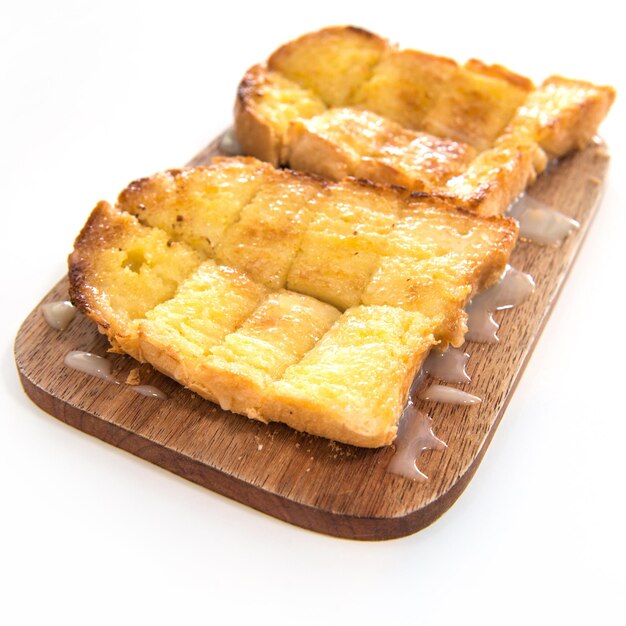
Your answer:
[14,134,610,540]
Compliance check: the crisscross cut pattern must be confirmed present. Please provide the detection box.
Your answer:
[69,157,517,447]
[235,26,614,216]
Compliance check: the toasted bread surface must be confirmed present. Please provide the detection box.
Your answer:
[287,108,477,192]
[268,26,388,107]
[69,157,518,447]
[507,75,616,156]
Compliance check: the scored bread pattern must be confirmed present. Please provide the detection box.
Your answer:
[235,26,614,216]
[69,157,517,447]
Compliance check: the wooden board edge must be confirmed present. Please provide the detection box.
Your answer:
[15,353,455,541]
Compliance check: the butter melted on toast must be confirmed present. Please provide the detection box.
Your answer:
[69,157,517,447]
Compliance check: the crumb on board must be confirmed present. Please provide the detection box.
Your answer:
[126,368,141,386]
[254,434,265,451]
[326,439,355,458]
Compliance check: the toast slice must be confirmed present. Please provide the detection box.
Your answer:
[235,27,614,216]
[69,156,517,447]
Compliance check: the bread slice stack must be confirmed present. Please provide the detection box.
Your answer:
[236,26,614,216]
[69,157,517,447]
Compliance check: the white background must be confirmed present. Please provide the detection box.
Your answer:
[1,1,624,624]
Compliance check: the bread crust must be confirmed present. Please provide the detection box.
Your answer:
[235,66,283,166]
[68,201,144,358]
[464,58,534,92]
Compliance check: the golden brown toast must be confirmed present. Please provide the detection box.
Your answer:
[286,107,478,192]
[235,27,614,216]
[69,156,518,447]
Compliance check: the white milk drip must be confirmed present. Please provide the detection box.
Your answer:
[131,385,168,399]
[64,351,167,399]
[466,266,535,343]
[42,301,76,331]
[419,384,481,405]
[219,128,242,155]
[423,347,471,383]
[387,399,447,481]
[64,351,116,382]
[509,195,579,246]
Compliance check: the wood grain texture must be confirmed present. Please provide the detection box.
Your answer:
[14,134,610,540]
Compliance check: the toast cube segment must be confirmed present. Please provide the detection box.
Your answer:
[508,75,616,157]
[287,108,391,180]
[361,254,477,347]
[313,178,402,235]
[391,200,518,267]
[214,173,323,289]
[384,207,477,260]
[369,129,476,191]
[68,202,206,359]
[444,133,548,216]
[351,49,458,130]
[138,261,269,394]
[264,306,439,447]
[268,26,387,107]
[286,107,477,190]
[117,159,274,255]
[235,65,327,166]
[287,230,380,310]
[363,204,517,345]
[286,180,401,309]
[202,291,341,416]
[420,64,531,151]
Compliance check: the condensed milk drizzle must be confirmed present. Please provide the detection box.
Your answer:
[387,399,446,481]
[466,265,535,343]
[219,128,242,156]
[393,264,534,477]
[64,351,116,381]
[42,301,76,331]
[423,347,470,384]
[419,384,481,405]
[132,385,168,399]
[509,195,579,246]
[64,351,167,399]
